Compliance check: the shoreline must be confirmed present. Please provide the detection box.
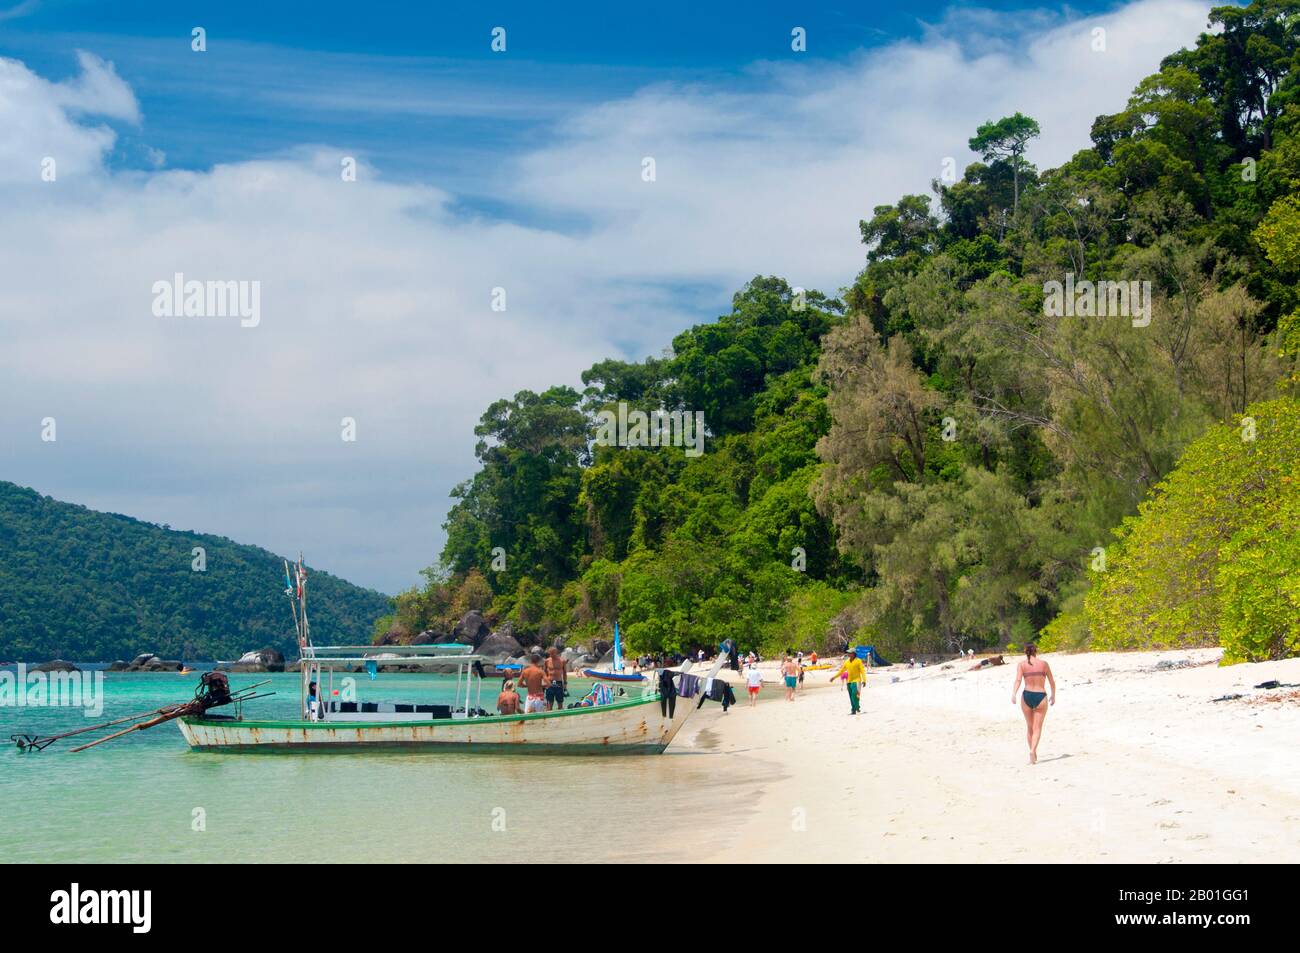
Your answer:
[668,649,1300,863]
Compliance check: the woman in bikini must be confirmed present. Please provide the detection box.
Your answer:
[1011,644,1055,764]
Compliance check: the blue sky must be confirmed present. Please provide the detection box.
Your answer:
[0,0,1215,593]
[4,1,1123,194]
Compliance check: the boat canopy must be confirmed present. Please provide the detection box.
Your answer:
[302,644,489,666]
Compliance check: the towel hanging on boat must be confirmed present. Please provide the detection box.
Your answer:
[365,660,378,680]
[676,672,701,699]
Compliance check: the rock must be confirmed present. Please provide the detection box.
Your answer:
[411,630,446,645]
[376,627,406,646]
[596,650,616,668]
[32,659,79,672]
[553,634,567,651]
[130,653,157,668]
[593,640,612,658]
[478,631,525,660]
[232,647,285,672]
[108,660,128,671]
[432,632,458,644]
[452,611,491,647]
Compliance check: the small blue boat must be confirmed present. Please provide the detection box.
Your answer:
[583,621,646,681]
[581,669,645,683]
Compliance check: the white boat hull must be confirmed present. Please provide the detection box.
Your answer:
[178,692,696,754]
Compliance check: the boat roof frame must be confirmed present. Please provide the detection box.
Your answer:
[301,645,491,666]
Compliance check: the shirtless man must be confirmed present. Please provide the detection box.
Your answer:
[781,655,800,701]
[518,653,547,714]
[1011,643,1056,764]
[543,646,568,711]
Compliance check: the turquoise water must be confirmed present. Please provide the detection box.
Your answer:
[0,669,763,862]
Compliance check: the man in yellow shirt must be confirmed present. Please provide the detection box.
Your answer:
[830,653,867,715]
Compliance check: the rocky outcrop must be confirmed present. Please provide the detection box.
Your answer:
[32,659,79,672]
[411,630,448,645]
[452,611,491,648]
[118,653,183,672]
[477,631,524,661]
[144,656,178,671]
[219,647,286,673]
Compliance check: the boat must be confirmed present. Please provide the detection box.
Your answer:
[582,670,647,686]
[580,620,646,682]
[176,558,719,754]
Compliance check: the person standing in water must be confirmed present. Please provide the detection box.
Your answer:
[518,653,547,714]
[543,646,567,711]
[1012,644,1055,764]
[497,679,521,715]
[744,662,763,707]
[781,655,800,701]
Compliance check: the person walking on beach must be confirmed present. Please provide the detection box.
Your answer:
[1012,643,1055,764]
[830,653,866,715]
[781,655,799,701]
[543,646,567,711]
[519,653,547,714]
[497,679,521,715]
[745,662,763,707]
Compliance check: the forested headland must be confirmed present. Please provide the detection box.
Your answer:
[395,2,1296,662]
[0,481,392,661]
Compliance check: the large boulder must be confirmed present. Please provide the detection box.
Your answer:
[411,630,447,645]
[376,626,408,646]
[593,639,612,658]
[221,647,285,673]
[477,631,525,661]
[108,660,128,671]
[130,653,157,668]
[567,653,597,673]
[32,659,79,672]
[452,611,492,647]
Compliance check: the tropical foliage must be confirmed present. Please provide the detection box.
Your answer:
[390,1,1300,659]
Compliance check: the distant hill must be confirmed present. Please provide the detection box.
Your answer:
[0,481,393,661]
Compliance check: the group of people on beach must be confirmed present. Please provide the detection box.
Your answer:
[492,636,1057,765]
[739,642,1056,763]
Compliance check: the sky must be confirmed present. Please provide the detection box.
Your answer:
[0,0,1219,594]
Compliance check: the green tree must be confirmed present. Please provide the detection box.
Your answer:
[968,112,1041,215]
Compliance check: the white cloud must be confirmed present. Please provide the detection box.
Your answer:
[0,51,137,184]
[0,0,1213,592]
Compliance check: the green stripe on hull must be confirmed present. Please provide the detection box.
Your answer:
[186,741,668,755]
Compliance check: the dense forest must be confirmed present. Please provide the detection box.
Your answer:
[0,481,392,661]
[374,1,1299,663]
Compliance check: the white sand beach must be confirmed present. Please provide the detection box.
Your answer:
[673,650,1300,863]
